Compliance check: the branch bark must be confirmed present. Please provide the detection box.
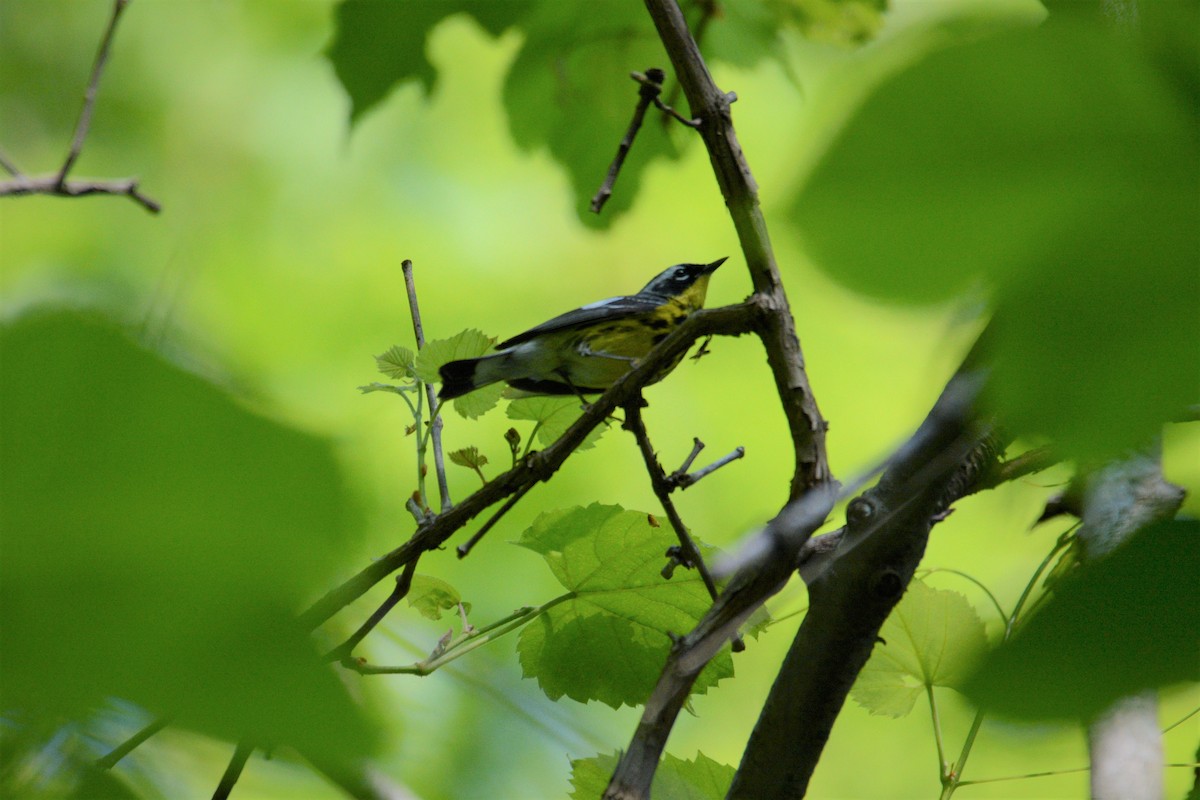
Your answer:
[728,371,1000,799]
[642,0,829,499]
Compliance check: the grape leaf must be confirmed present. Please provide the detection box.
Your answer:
[326,0,532,122]
[515,504,731,708]
[570,751,734,800]
[407,574,469,621]
[789,12,1199,461]
[0,308,376,761]
[506,395,606,451]
[453,381,504,419]
[965,520,1200,720]
[851,579,989,717]
[375,344,415,380]
[413,328,494,384]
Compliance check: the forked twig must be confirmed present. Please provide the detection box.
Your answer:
[0,0,160,213]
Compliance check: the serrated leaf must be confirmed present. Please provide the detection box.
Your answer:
[407,574,469,621]
[503,5,680,226]
[326,0,532,123]
[965,520,1200,720]
[448,446,488,470]
[375,345,415,380]
[506,396,605,451]
[413,329,494,384]
[851,579,989,717]
[570,751,734,800]
[452,381,504,420]
[515,504,730,708]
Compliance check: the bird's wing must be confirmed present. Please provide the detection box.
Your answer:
[495,294,661,349]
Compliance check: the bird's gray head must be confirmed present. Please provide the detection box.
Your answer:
[638,257,727,299]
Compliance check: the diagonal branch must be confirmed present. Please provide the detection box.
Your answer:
[643,0,829,499]
[297,300,762,632]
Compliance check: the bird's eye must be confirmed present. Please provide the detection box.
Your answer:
[674,268,686,278]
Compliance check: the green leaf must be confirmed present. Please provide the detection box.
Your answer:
[773,0,888,47]
[407,574,469,621]
[452,381,504,419]
[851,579,989,717]
[326,0,532,123]
[502,4,680,226]
[790,13,1199,462]
[375,344,416,380]
[413,328,494,384]
[515,504,730,708]
[964,520,1200,720]
[448,445,488,470]
[506,395,606,451]
[570,751,735,800]
[0,308,376,762]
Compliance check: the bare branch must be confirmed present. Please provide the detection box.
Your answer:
[95,716,172,770]
[402,260,450,511]
[642,0,829,498]
[456,480,535,558]
[670,445,744,489]
[622,398,721,602]
[58,0,131,184]
[0,0,159,214]
[212,741,254,800]
[325,559,420,664]
[0,174,160,212]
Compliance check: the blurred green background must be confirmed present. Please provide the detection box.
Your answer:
[2,1,1196,797]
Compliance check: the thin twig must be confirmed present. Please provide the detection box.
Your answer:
[95,715,172,769]
[0,174,161,212]
[212,741,254,800]
[326,559,420,664]
[622,398,720,602]
[591,68,700,214]
[456,480,535,558]
[0,0,160,214]
[402,259,450,511]
[973,444,1058,491]
[58,0,130,183]
[675,438,705,475]
[670,446,744,489]
[591,69,664,214]
[0,148,23,178]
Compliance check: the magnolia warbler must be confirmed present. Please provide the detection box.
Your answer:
[438,257,726,400]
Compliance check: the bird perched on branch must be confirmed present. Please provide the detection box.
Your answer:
[438,257,727,400]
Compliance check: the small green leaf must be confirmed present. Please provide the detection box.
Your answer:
[515,504,730,708]
[448,446,488,473]
[407,574,469,621]
[452,381,504,420]
[506,396,605,450]
[375,345,416,380]
[965,520,1200,720]
[413,329,494,384]
[570,751,734,800]
[851,579,989,717]
[774,0,888,47]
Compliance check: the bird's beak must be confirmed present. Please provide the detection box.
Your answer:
[702,257,728,275]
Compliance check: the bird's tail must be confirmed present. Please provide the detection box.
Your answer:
[438,354,506,400]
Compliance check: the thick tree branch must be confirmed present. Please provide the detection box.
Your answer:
[727,371,1000,799]
[298,301,762,632]
[643,0,829,499]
